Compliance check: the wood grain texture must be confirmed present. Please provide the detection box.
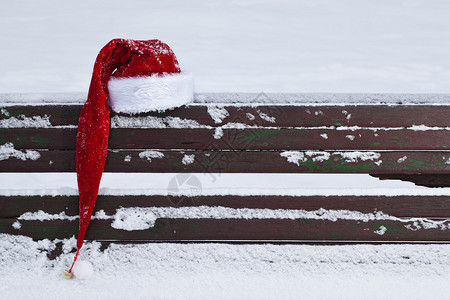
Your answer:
[2,149,450,174]
[3,104,450,127]
[3,128,450,150]
[2,195,450,218]
[2,218,450,242]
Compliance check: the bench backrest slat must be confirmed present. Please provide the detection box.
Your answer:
[3,104,450,127]
[3,128,450,150]
[2,149,450,174]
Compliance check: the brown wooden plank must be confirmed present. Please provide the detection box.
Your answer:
[2,195,450,218]
[2,149,450,175]
[371,174,450,187]
[0,105,82,126]
[109,104,450,128]
[3,105,450,127]
[3,127,450,150]
[2,218,450,241]
[0,128,76,150]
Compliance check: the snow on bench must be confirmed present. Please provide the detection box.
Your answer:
[1,93,450,243]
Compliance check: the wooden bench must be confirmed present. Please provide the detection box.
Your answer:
[1,93,450,243]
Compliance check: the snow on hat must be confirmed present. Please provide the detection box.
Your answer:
[66,39,193,277]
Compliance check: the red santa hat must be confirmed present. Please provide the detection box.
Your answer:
[65,39,193,277]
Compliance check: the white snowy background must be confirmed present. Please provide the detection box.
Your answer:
[1,0,450,299]
[2,0,450,94]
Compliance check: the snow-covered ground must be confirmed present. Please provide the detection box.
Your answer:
[1,0,450,299]
[2,234,450,299]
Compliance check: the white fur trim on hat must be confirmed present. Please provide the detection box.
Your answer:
[108,72,194,114]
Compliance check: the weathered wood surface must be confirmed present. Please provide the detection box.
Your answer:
[2,150,450,174]
[1,218,449,242]
[2,194,450,242]
[3,104,450,127]
[2,195,450,218]
[3,128,450,150]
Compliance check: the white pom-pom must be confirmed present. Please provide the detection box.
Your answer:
[72,260,94,280]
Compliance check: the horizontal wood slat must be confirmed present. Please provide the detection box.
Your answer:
[2,195,450,218]
[2,218,450,242]
[3,128,450,150]
[371,174,450,188]
[2,150,450,174]
[3,105,450,127]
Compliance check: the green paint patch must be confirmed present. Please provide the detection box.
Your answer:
[29,135,51,147]
[295,158,378,173]
[401,157,430,171]
[238,129,314,148]
[238,130,281,142]
[0,135,50,148]
[0,108,25,118]
[110,130,136,138]
[329,119,344,126]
